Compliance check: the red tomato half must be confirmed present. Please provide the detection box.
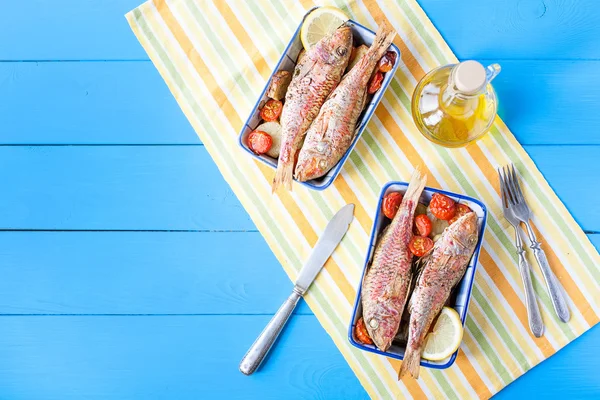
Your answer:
[247,130,273,155]
[260,99,283,122]
[429,193,456,221]
[409,236,434,257]
[382,192,403,219]
[377,51,397,73]
[368,72,384,94]
[414,214,433,237]
[449,203,473,225]
[355,317,373,345]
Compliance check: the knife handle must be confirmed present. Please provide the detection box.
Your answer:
[239,287,302,375]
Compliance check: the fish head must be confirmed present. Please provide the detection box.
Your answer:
[448,211,479,252]
[314,24,353,67]
[363,304,399,351]
[294,141,333,181]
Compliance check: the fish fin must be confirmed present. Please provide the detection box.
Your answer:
[317,111,331,141]
[403,168,428,206]
[356,89,369,136]
[272,160,293,193]
[405,273,417,313]
[398,346,421,380]
[410,258,425,294]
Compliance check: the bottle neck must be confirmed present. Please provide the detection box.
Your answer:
[440,68,482,117]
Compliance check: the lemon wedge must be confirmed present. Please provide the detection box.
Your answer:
[421,307,464,361]
[300,6,349,50]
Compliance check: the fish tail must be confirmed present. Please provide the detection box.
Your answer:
[398,346,421,379]
[351,22,397,76]
[272,160,293,193]
[372,21,397,56]
[403,167,427,206]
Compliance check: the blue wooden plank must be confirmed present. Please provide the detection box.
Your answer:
[0,62,198,144]
[1,1,599,61]
[0,146,254,230]
[0,0,147,60]
[0,232,592,316]
[0,315,594,398]
[420,0,600,61]
[0,231,310,315]
[0,315,367,399]
[1,60,598,145]
[495,324,600,399]
[494,60,600,145]
[0,146,596,230]
[526,145,600,231]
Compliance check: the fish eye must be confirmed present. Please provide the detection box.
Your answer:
[468,234,477,245]
[336,46,348,56]
[369,318,379,329]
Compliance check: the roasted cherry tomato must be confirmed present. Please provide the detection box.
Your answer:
[355,317,373,345]
[414,214,433,237]
[260,99,283,122]
[382,191,403,219]
[429,193,456,221]
[368,71,384,94]
[449,203,473,225]
[378,51,397,73]
[247,130,273,155]
[409,236,434,257]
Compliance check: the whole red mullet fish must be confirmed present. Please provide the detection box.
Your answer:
[295,23,396,181]
[398,211,479,379]
[272,24,352,192]
[361,170,427,351]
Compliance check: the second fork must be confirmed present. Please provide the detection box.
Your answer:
[502,164,571,323]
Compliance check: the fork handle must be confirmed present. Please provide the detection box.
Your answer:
[515,233,544,337]
[524,223,571,323]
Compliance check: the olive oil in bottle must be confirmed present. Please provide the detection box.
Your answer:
[412,61,501,147]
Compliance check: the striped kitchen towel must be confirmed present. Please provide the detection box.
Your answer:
[126,0,600,398]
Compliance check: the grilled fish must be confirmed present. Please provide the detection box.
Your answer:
[272,24,352,192]
[398,212,479,379]
[361,170,427,351]
[295,23,396,181]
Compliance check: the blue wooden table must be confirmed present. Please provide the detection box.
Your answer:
[0,0,598,398]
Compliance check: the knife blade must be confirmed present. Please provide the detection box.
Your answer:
[295,203,355,293]
[239,203,354,375]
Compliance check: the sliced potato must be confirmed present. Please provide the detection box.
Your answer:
[346,44,369,72]
[415,203,428,216]
[427,206,449,237]
[256,121,282,159]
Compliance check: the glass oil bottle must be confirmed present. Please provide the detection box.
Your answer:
[412,61,501,147]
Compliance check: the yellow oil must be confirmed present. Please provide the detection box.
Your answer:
[412,65,497,148]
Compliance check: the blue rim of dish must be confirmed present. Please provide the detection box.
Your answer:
[237,9,401,191]
[347,182,488,369]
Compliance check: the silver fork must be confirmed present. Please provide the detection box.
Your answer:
[502,164,570,323]
[498,168,544,337]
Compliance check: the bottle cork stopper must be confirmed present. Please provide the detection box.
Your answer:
[454,60,486,93]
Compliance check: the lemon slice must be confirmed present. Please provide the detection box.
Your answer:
[300,6,349,50]
[421,307,464,361]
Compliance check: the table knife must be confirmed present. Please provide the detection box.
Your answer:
[239,203,355,375]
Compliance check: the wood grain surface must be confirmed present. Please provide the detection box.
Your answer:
[0,0,598,398]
